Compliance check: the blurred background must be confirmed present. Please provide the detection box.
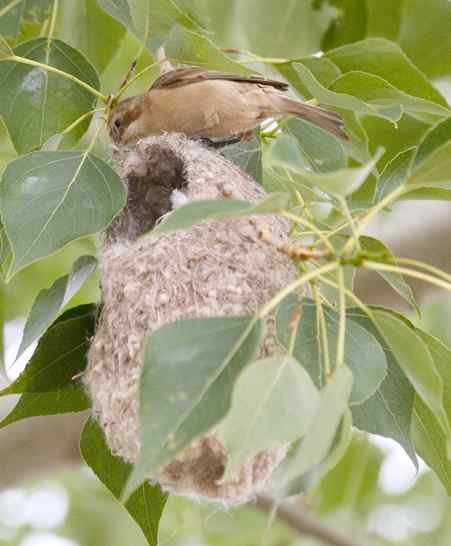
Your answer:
[1,0,451,544]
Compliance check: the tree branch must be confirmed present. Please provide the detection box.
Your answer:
[255,494,367,546]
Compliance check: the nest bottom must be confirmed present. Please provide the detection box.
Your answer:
[153,434,286,505]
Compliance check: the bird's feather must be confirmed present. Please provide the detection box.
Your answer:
[151,67,289,92]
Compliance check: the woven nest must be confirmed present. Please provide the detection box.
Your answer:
[84,134,298,505]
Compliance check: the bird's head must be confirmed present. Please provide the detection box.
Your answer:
[108,96,144,145]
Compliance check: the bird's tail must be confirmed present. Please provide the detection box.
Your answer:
[275,96,348,140]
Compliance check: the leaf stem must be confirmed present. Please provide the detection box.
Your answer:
[395,257,451,286]
[115,60,162,101]
[309,216,362,248]
[287,307,301,357]
[0,0,23,18]
[335,268,346,369]
[362,261,451,294]
[4,55,108,102]
[47,0,59,45]
[61,108,105,136]
[342,185,406,255]
[281,211,335,254]
[312,284,331,381]
[258,262,339,319]
[319,275,374,322]
[337,196,360,252]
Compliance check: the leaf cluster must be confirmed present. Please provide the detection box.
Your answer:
[1,1,451,545]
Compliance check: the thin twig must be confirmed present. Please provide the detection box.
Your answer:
[255,494,366,546]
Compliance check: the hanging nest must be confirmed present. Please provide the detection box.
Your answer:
[84,134,298,505]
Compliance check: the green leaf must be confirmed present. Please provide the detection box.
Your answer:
[97,0,203,52]
[278,365,353,489]
[318,408,353,478]
[398,0,451,80]
[414,118,451,168]
[373,309,451,453]
[276,296,387,405]
[275,56,342,101]
[319,262,356,309]
[329,71,451,121]
[81,418,168,546]
[321,0,366,51]
[14,255,97,362]
[359,236,419,316]
[318,431,384,514]
[347,309,417,464]
[270,146,381,198]
[325,38,448,107]
[376,147,416,201]
[293,63,402,123]
[218,356,320,480]
[124,315,263,499]
[53,302,96,322]
[96,0,134,31]
[402,187,451,202]
[165,25,251,75]
[412,331,451,494]
[0,0,51,37]
[56,0,126,73]
[409,141,451,188]
[413,403,451,494]
[0,38,100,153]
[363,113,429,171]
[0,389,89,428]
[366,0,404,40]
[221,136,262,183]
[40,132,69,151]
[284,117,347,174]
[0,35,12,59]
[402,118,451,193]
[0,307,95,427]
[0,150,126,279]
[336,109,370,164]
[153,193,289,234]
[228,0,334,59]
[278,408,353,498]
[1,308,95,395]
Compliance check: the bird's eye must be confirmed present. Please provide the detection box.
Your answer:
[114,119,121,128]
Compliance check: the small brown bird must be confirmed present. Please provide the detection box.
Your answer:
[109,67,347,146]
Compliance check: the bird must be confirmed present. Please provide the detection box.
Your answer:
[108,66,347,146]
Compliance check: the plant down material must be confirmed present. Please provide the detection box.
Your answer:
[85,134,297,504]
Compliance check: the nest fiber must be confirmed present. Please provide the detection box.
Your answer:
[85,134,297,504]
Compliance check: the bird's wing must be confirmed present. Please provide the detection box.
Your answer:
[150,67,289,91]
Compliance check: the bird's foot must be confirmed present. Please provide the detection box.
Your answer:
[199,136,243,149]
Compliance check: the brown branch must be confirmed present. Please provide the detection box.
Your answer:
[256,494,367,546]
